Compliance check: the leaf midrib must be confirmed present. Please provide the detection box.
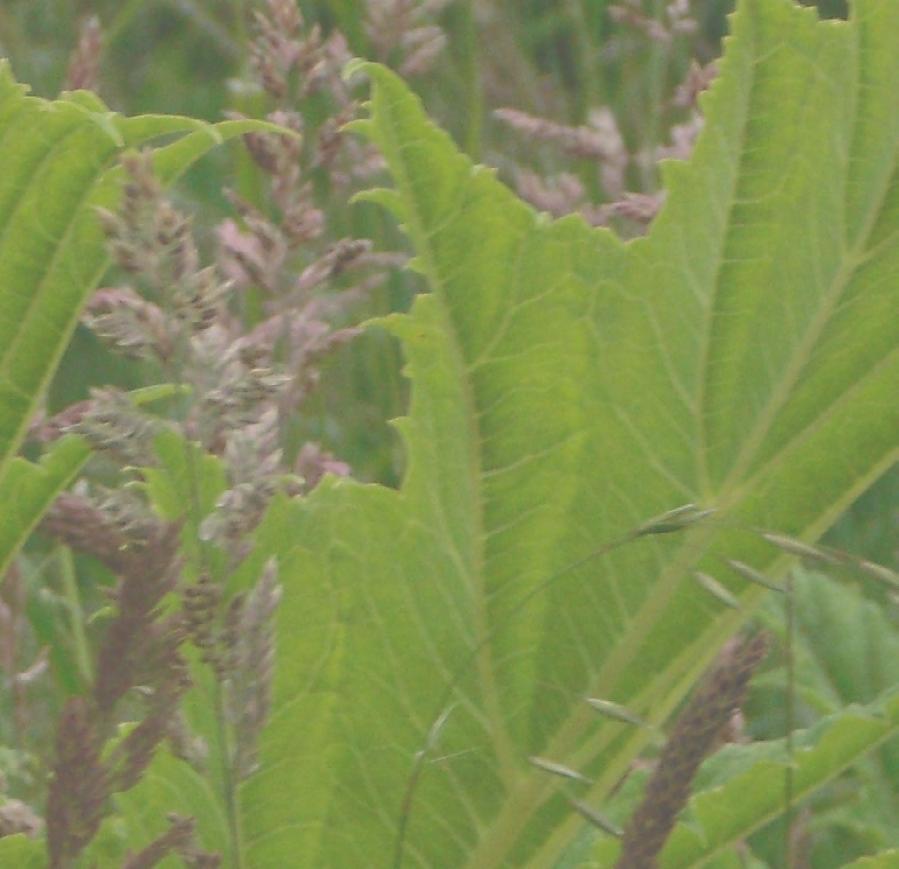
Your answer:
[373,84,521,811]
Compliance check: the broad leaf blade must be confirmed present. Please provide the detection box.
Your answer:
[0,835,43,866]
[245,1,899,865]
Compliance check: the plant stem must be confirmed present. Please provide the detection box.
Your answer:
[641,0,669,191]
[565,0,604,121]
[103,0,151,43]
[456,0,483,159]
[784,571,795,866]
[55,544,93,686]
[217,678,245,869]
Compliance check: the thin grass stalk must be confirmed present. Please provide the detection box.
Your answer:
[455,0,483,158]
[55,544,93,687]
[641,0,670,191]
[392,504,715,867]
[784,570,795,867]
[614,632,769,869]
[152,182,247,869]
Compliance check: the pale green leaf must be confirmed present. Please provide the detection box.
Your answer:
[144,427,229,580]
[236,1,899,865]
[0,834,43,866]
[753,571,899,857]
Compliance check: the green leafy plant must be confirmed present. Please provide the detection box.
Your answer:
[230,1,898,865]
[2,0,898,866]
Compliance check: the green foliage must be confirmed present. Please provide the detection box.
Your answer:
[748,571,899,865]
[0,439,90,581]
[143,427,230,581]
[0,833,43,865]
[231,1,899,865]
[97,749,232,866]
[1,0,897,866]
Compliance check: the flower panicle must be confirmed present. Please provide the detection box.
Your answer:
[614,633,768,869]
[64,387,162,467]
[93,524,182,715]
[365,0,453,77]
[46,698,108,868]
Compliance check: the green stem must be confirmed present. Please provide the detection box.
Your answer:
[172,356,245,869]
[55,544,93,686]
[565,0,604,121]
[559,0,606,201]
[216,679,245,868]
[641,0,669,191]
[151,161,244,865]
[103,0,152,44]
[457,0,483,159]
[784,571,795,866]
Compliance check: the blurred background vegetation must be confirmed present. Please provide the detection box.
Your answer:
[1,2,896,866]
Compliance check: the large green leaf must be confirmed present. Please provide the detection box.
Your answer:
[0,61,276,583]
[0,834,43,866]
[233,0,899,865]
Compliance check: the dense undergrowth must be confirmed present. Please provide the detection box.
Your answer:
[0,1,897,867]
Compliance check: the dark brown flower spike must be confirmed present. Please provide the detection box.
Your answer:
[614,633,769,869]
